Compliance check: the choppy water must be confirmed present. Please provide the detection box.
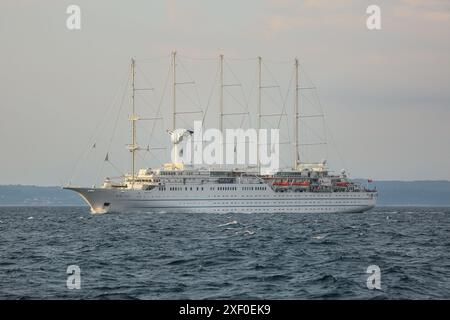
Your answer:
[0,206,449,299]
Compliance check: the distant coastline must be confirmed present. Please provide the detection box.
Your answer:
[1,181,450,207]
[0,185,85,206]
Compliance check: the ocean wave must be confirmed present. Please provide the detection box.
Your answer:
[1,206,449,299]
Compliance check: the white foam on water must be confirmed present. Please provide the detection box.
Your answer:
[218,220,238,227]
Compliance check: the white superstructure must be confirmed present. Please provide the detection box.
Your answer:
[66,165,376,214]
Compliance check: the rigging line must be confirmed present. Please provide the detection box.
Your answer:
[297,63,324,111]
[315,91,329,161]
[301,90,321,111]
[67,66,130,185]
[240,67,258,129]
[137,119,168,156]
[262,60,289,110]
[296,69,328,157]
[223,60,244,96]
[263,58,293,64]
[224,86,249,110]
[311,89,326,115]
[134,55,171,61]
[143,58,172,164]
[201,64,220,129]
[135,63,156,92]
[315,90,346,171]
[275,67,294,129]
[177,54,217,61]
[299,118,326,144]
[95,70,131,184]
[273,68,294,163]
[136,93,157,114]
[226,57,257,61]
[136,150,151,164]
[143,146,166,166]
[299,142,327,146]
[149,58,171,127]
[177,58,204,112]
[177,85,203,112]
[69,82,125,185]
[105,157,125,177]
[223,60,252,123]
[223,59,253,130]
[177,116,193,131]
[261,88,283,110]
[135,64,158,110]
[259,117,290,146]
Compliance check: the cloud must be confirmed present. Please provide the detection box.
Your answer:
[395,0,450,22]
[261,0,364,35]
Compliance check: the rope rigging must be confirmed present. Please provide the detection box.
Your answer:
[69,53,340,185]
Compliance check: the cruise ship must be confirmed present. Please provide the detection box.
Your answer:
[65,52,377,214]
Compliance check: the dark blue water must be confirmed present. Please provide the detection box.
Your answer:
[1,206,449,299]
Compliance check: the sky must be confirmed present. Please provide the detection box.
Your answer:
[0,0,449,185]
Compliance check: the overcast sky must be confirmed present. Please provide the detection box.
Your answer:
[1,0,449,185]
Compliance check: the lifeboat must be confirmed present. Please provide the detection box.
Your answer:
[336,181,349,187]
[292,180,310,187]
[272,179,289,186]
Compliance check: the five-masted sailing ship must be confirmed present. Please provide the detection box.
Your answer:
[65,52,377,214]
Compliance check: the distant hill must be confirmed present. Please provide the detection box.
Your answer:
[0,181,449,206]
[360,180,450,206]
[0,185,85,206]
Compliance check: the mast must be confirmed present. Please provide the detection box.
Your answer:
[172,51,177,131]
[257,56,262,174]
[131,58,137,187]
[171,51,177,164]
[219,54,224,135]
[219,54,224,167]
[294,58,299,170]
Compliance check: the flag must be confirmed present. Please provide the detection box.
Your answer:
[104,153,109,161]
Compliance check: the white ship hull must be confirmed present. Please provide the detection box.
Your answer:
[66,184,376,214]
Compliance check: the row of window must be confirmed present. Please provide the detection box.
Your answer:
[217,187,237,191]
[242,186,267,191]
[211,207,354,212]
[163,186,206,191]
[155,186,365,197]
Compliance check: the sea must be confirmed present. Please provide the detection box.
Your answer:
[0,206,449,299]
